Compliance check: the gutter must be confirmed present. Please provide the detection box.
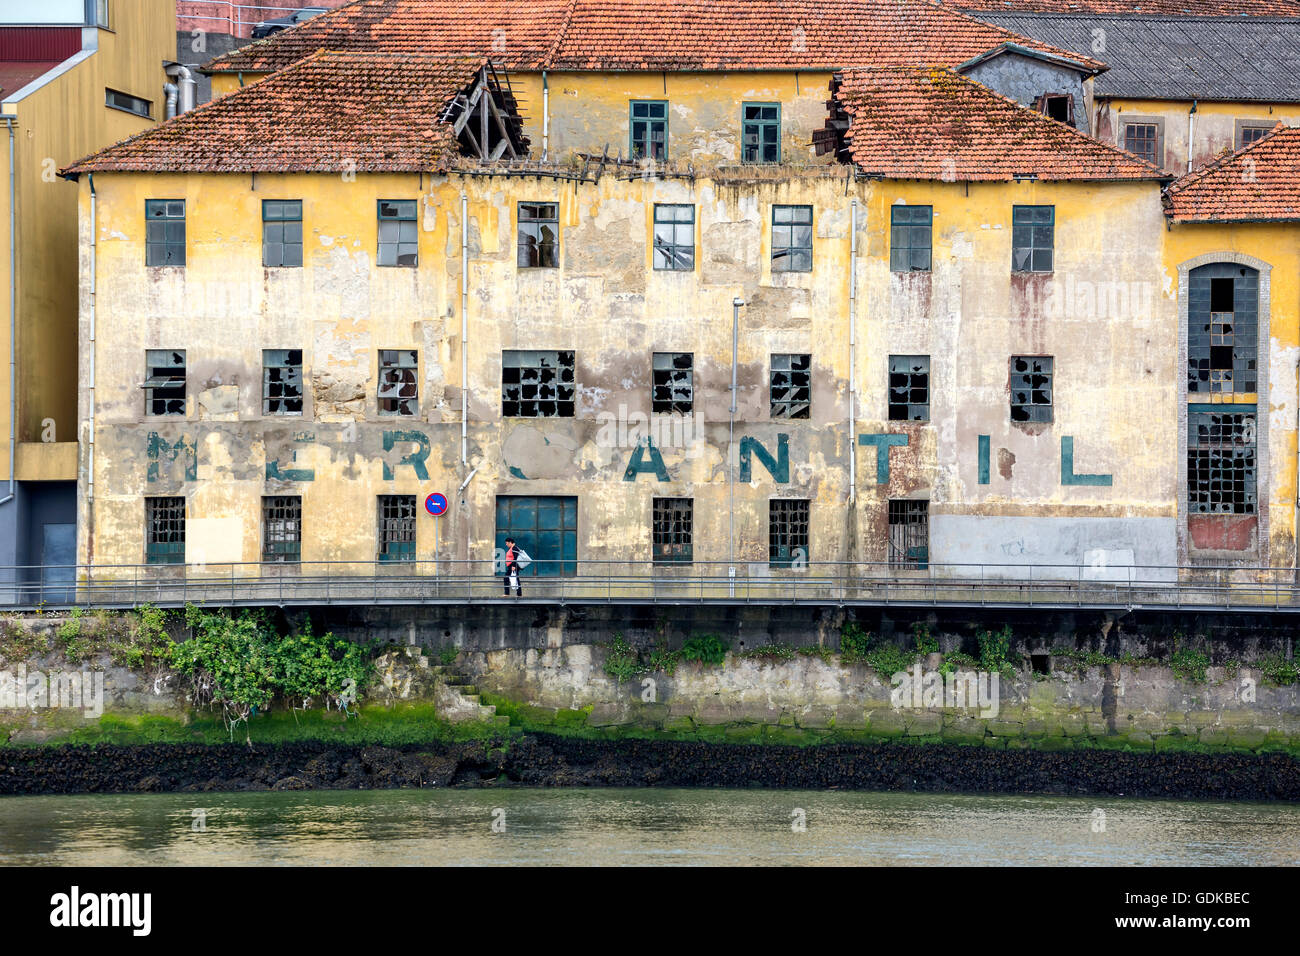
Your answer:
[0,117,14,507]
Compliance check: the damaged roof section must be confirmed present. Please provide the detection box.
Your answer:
[62,51,528,176]
[827,67,1166,180]
[1164,123,1300,221]
[204,0,1106,75]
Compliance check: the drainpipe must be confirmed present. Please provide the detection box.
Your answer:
[1187,100,1198,173]
[0,117,14,509]
[163,82,177,120]
[542,71,549,161]
[1294,356,1299,580]
[460,192,469,466]
[848,197,857,505]
[87,173,96,512]
[729,297,743,570]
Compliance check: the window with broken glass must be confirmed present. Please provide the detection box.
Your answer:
[377,495,416,562]
[517,202,559,268]
[652,497,693,564]
[502,350,576,418]
[1188,407,1256,515]
[652,352,694,414]
[262,495,302,563]
[145,199,185,266]
[772,205,813,272]
[144,349,185,416]
[263,200,303,268]
[888,499,929,569]
[890,205,932,272]
[770,353,811,419]
[653,204,694,271]
[378,349,418,416]
[769,498,810,569]
[263,349,304,415]
[145,496,185,565]
[1188,264,1258,395]
[377,200,417,267]
[888,355,929,421]
[742,103,780,163]
[1010,356,1053,423]
[1123,123,1159,167]
[630,100,668,161]
[1011,205,1053,273]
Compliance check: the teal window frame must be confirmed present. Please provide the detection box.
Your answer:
[772,204,813,272]
[377,199,418,267]
[630,100,668,161]
[742,102,781,164]
[262,200,303,268]
[145,199,185,267]
[377,495,417,562]
[1011,205,1054,273]
[145,496,185,565]
[890,205,932,272]
[652,203,694,271]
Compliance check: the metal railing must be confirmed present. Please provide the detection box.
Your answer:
[1,559,1298,612]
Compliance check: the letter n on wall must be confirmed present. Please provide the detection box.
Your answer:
[739,434,789,483]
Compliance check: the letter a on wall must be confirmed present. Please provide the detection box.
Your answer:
[623,437,670,481]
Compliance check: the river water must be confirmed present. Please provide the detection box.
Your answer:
[1,789,1296,866]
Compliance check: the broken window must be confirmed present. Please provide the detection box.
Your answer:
[772,205,813,273]
[769,498,810,569]
[770,353,811,419]
[888,355,930,422]
[630,100,667,161]
[1238,124,1272,149]
[377,495,416,562]
[1010,355,1053,423]
[1188,407,1256,514]
[144,349,186,417]
[1188,263,1258,395]
[502,349,576,418]
[742,103,780,163]
[1012,205,1054,273]
[145,199,185,266]
[653,497,693,564]
[378,348,418,416]
[262,495,302,563]
[377,200,417,267]
[652,352,693,415]
[263,199,303,268]
[888,499,929,569]
[653,204,695,271]
[145,496,185,565]
[1038,93,1074,125]
[890,205,932,272]
[263,349,304,416]
[517,202,558,268]
[1123,123,1159,166]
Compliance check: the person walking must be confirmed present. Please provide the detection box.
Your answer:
[502,537,523,597]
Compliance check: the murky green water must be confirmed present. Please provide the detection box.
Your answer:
[0,789,1296,866]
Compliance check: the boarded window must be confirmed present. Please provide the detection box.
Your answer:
[495,495,578,576]
[1012,205,1054,273]
[262,495,302,563]
[653,497,693,564]
[1123,123,1159,166]
[263,200,303,268]
[144,349,185,416]
[517,202,559,268]
[145,200,185,266]
[888,499,929,569]
[1188,263,1258,395]
[890,205,932,272]
[1010,355,1053,423]
[888,355,929,422]
[378,349,418,416]
[769,498,810,568]
[263,349,304,415]
[1188,407,1256,515]
[652,352,693,414]
[630,100,668,161]
[377,200,417,267]
[742,103,780,163]
[653,204,694,271]
[145,496,185,565]
[377,495,416,562]
[772,205,813,272]
[770,353,811,419]
[502,350,576,417]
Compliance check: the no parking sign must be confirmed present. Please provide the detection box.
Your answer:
[424,492,448,517]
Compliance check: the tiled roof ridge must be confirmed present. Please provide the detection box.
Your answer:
[541,0,583,68]
[1165,120,1286,196]
[941,2,1108,68]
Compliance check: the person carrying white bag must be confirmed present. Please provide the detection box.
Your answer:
[501,537,531,597]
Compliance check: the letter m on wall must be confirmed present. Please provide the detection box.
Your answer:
[147,432,197,483]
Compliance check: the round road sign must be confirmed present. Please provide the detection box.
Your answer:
[424,492,449,517]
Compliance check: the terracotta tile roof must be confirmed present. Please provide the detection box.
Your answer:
[1164,123,1300,221]
[836,67,1166,180]
[62,52,486,175]
[206,0,1106,74]
[949,0,1300,14]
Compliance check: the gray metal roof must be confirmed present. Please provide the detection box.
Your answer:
[976,14,1300,101]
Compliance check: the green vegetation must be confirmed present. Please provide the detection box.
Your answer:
[912,622,939,656]
[738,642,797,663]
[1170,641,1212,683]
[976,625,1016,676]
[1259,654,1300,687]
[679,633,729,667]
[437,645,460,667]
[602,632,642,681]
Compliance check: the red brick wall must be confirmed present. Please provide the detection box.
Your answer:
[176,1,349,39]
